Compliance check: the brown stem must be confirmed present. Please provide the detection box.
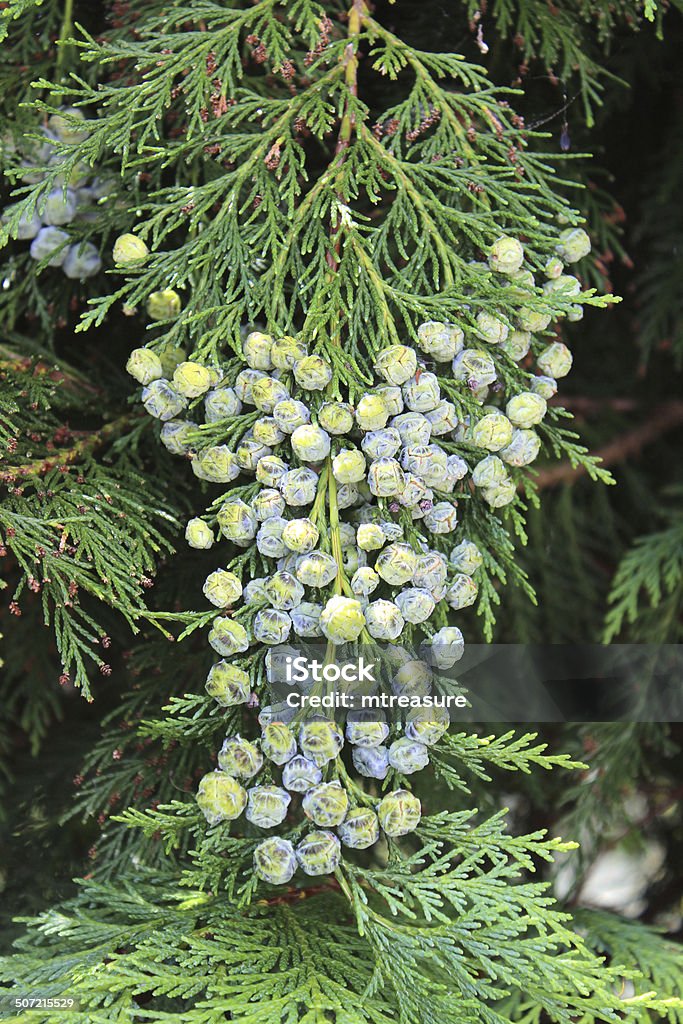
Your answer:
[326,0,366,278]
[0,349,103,396]
[1,414,139,483]
[534,401,683,490]
[256,879,341,907]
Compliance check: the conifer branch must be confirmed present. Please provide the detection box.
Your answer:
[0,413,138,481]
[1,2,681,1019]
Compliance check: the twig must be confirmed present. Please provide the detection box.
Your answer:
[535,401,683,489]
[0,348,104,396]
[54,0,75,90]
[1,414,139,482]
[256,879,341,907]
[325,0,365,276]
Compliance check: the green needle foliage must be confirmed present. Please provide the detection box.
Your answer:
[604,490,683,642]
[0,352,180,695]
[0,1,682,1023]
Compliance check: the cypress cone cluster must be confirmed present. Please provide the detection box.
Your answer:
[1,109,103,279]
[123,226,591,885]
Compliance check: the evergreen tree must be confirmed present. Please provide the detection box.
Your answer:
[0,2,682,1022]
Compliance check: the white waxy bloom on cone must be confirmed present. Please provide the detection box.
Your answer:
[391,412,432,446]
[375,543,418,585]
[203,570,242,608]
[506,392,547,428]
[293,354,333,390]
[488,235,525,275]
[428,625,465,668]
[254,608,292,644]
[173,361,212,398]
[205,386,242,422]
[243,331,274,370]
[367,457,405,497]
[196,772,247,825]
[417,321,464,362]
[556,226,591,263]
[402,372,440,413]
[282,517,319,553]
[318,402,354,434]
[273,398,311,433]
[395,587,435,624]
[252,488,286,521]
[447,573,479,609]
[217,499,258,545]
[234,368,267,404]
[356,523,386,551]
[252,376,290,413]
[256,517,288,558]
[537,341,573,379]
[271,335,307,369]
[208,618,250,657]
[296,552,338,588]
[471,413,514,452]
[361,428,402,460]
[279,467,319,506]
[375,344,418,386]
[423,501,458,534]
[185,518,214,549]
[364,599,404,640]
[500,429,541,467]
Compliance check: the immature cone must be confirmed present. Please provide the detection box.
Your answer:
[148,289,182,320]
[205,662,251,707]
[63,242,102,279]
[196,772,247,825]
[113,232,148,265]
[253,837,297,884]
[339,808,380,849]
[126,348,163,385]
[185,518,214,549]
[246,786,291,828]
[556,227,591,263]
[296,831,341,875]
[489,235,525,275]
[173,361,212,397]
[30,226,70,266]
[378,789,422,837]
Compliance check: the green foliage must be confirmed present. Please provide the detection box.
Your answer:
[466,0,664,126]
[4,814,678,1024]
[2,1,613,391]
[604,490,683,641]
[0,0,50,45]
[574,910,683,1024]
[0,351,181,695]
[0,1,682,1022]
